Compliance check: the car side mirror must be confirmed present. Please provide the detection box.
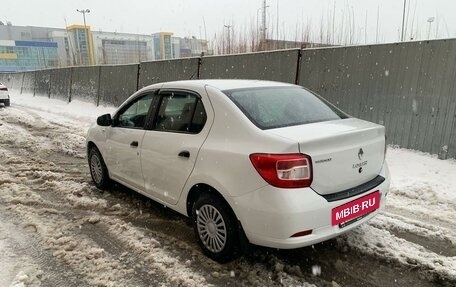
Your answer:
[97,114,112,126]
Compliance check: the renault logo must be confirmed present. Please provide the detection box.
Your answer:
[358,148,364,160]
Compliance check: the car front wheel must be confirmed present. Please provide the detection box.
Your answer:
[88,147,111,189]
[192,193,239,263]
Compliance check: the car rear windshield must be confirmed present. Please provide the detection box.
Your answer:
[224,87,348,129]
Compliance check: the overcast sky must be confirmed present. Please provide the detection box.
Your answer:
[2,0,455,44]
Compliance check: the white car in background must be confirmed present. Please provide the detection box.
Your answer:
[86,80,390,262]
[0,82,10,107]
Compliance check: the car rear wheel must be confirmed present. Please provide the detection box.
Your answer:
[192,193,239,263]
[4,100,9,107]
[88,147,111,189]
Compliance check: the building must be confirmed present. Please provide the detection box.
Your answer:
[48,30,72,66]
[151,34,211,60]
[92,31,154,65]
[263,39,334,50]
[152,32,175,60]
[180,37,209,57]
[0,40,59,72]
[66,25,95,66]
[0,24,62,72]
[0,23,210,71]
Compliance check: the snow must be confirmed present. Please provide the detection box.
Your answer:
[311,265,321,276]
[1,91,456,285]
[383,147,456,233]
[103,216,209,287]
[0,218,43,287]
[12,92,116,124]
[344,147,456,281]
[387,147,456,201]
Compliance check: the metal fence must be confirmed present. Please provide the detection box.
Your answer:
[1,39,455,159]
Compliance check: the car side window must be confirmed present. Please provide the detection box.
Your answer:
[117,94,153,129]
[154,92,206,133]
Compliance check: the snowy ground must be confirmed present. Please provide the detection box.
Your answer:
[0,92,455,287]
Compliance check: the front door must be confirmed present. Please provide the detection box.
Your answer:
[105,93,154,190]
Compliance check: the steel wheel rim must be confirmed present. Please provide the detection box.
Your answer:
[197,204,227,253]
[90,154,103,184]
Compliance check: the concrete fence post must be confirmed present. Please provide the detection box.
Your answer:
[20,73,25,94]
[136,63,141,91]
[96,66,102,107]
[295,49,303,85]
[68,67,74,103]
[197,53,203,79]
[48,70,51,99]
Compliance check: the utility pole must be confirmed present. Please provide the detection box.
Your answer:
[224,24,232,54]
[376,6,380,43]
[401,0,407,41]
[262,0,267,42]
[76,8,91,65]
[276,0,279,48]
[256,7,262,47]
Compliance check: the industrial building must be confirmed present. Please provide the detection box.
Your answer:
[152,32,175,60]
[0,23,209,72]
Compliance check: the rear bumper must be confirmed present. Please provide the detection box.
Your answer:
[0,91,9,103]
[0,91,9,100]
[232,163,390,249]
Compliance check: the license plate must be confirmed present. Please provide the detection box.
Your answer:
[331,191,380,226]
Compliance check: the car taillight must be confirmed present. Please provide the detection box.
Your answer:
[249,153,313,188]
[0,87,7,91]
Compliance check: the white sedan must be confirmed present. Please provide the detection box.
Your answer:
[87,80,390,262]
[0,82,10,107]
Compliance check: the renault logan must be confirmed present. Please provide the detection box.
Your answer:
[86,80,390,262]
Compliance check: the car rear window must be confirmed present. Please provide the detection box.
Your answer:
[224,87,348,129]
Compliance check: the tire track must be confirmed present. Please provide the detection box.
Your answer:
[1,105,214,286]
[2,102,454,287]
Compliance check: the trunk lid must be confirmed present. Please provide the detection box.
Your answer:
[266,118,386,195]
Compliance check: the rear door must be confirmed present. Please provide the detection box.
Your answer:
[141,89,210,204]
[105,93,156,190]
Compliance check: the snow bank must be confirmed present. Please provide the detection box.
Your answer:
[387,147,456,201]
[11,92,116,125]
[343,147,456,281]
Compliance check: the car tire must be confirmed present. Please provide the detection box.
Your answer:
[192,193,240,263]
[4,100,9,107]
[88,146,111,189]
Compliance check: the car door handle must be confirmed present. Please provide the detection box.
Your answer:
[178,151,190,158]
[130,141,139,148]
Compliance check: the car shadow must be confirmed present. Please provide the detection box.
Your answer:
[89,181,443,287]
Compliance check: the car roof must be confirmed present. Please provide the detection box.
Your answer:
[160,79,297,91]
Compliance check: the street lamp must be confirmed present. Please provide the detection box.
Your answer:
[76,9,91,65]
[427,17,435,39]
[224,24,232,54]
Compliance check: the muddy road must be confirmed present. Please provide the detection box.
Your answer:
[0,103,454,287]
